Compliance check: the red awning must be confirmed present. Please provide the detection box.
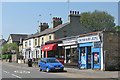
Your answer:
[42,44,57,51]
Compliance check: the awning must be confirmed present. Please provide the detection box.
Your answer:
[42,44,57,51]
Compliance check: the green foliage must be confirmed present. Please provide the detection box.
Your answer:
[0,54,12,59]
[80,10,115,31]
[2,43,18,54]
[114,26,120,31]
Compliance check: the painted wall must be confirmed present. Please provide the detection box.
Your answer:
[39,33,54,46]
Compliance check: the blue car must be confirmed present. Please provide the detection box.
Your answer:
[38,58,64,72]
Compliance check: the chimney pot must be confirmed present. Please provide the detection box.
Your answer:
[60,18,61,20]
[40,23,42,25]
[73,11,74,14]
[75,11,76,14]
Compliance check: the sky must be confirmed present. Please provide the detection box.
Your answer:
[1,0,119,40]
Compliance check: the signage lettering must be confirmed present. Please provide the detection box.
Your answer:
[77,35,100,43]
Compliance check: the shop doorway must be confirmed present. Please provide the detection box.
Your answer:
[80,46,92,69]
[87,46,92,69]
[66,49,70,63]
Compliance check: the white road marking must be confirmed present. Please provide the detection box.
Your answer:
[14,70,30,74]
[11,74,22,78]
[3,70,10,73]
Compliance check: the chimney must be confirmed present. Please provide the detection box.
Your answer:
[39,23,49,32]
[69,10,80,23]
[52,17,62,28]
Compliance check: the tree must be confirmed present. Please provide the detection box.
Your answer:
[114,26,120,31]
[2,43,18,54]
[2,43,18,62]
[80,10,115,31]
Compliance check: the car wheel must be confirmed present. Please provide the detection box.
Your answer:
[39,66,42,71]
[46,68,49,73]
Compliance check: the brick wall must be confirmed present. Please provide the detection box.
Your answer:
[103,31,120,71]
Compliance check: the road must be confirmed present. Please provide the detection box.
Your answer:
[1,61,119,79]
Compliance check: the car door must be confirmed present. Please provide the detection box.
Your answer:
[40,59,45,70]
[42,59,47,71]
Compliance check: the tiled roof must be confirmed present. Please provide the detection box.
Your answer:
[9,34,28,42]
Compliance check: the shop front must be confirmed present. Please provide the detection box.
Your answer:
[58,37,78,64]
[41,43,57,58]
[77,35,101,69]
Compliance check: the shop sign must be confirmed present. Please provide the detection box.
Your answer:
[63,39,77,43]
[93,42,101,48]
[77,35,100,43]
[62,38,77,46]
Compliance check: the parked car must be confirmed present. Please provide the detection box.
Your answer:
[38,58,64,72]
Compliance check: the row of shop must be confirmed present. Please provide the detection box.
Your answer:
[40,32,103,70]
[22,31,119,71]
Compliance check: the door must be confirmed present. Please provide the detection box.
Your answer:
[87,46,92,69]
[66,49,70,63]
[80,47,86,69]
[93,52,100,69]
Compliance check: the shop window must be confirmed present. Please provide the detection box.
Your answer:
[93,52,99,64]
[81,47,85,56]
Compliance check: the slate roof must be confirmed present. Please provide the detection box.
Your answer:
[24,22,70,40]
[8,34,28,42]
[36,22,70,37]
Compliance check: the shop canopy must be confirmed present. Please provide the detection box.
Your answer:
[42,43,57,51]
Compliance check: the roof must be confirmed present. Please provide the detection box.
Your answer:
[0,39,6,46]
[8,34,28,42]
[45,35,79,44]
[36,22,69,37]
[24,23,69,40]
[25,32,39,40]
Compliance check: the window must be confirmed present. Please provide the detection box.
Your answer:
[25,42,27,47]
[49,36,51,40]
[35,39,37,45]
[29,40,31,46]
[42,37,44,44]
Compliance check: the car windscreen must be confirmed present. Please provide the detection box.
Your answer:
[47,59,59,63]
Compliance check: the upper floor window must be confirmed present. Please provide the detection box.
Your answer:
[49,36,51,40]
[29,40,31,46]
[25,42,27,47]
[35,39,37,45]
[42,37,44,44]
